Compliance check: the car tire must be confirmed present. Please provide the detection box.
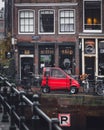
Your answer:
[41,86,50,93]
[70,86,77,94]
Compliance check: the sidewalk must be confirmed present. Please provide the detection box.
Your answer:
[0,113,10,130]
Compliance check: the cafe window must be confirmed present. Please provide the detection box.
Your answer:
[59,46,75,74]
[83,0,102,32]
[39,46,55,73]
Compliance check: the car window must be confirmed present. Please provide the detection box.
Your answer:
[51,69,66,78]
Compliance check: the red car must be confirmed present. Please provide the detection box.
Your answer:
[41,67,80,94]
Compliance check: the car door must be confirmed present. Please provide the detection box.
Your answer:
[48,68,67,90]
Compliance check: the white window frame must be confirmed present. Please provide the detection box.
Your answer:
[18,9,35,34]
[83,0,102,33]
[38,9,55,34]
[58,9,75,34]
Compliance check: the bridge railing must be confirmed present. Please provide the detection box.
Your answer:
[0,75,63,130]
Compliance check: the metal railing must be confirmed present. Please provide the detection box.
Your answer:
[0,75,63,130]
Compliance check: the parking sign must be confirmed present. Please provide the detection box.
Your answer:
[58,113,71,127]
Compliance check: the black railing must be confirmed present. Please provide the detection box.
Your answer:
[0,75,63,130]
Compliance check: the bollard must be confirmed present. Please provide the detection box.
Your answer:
[18,91,26,130]
[32,94,40,130]
[1,83,9,122]
[51,118,59,130]
[9,86,16,130]
[0,104,2,113]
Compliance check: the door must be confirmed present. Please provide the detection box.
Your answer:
[85,56,95,80]
[48,68,67,90]
[21,57,34,79]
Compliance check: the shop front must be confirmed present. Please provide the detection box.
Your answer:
[17,42,77,80]
[79,37,104,80]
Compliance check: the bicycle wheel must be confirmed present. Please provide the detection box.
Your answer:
[96,84,104,96]
[83,81,89,93]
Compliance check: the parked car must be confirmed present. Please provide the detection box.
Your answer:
[41,67,80,94]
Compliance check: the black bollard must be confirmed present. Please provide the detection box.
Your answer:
[1,85,9,122]
[0,104,2,113]
[9,86,16,130]
[51,118,59,130]
[32,94,40,130]
[18,91,26,130]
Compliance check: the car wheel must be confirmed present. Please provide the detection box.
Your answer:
[70,86,77,94]
[42,86,50,93]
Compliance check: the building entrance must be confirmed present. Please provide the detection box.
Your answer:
[21,57,34,79]
[85,56,95,80]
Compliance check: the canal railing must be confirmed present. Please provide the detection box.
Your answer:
[0,75,63,130]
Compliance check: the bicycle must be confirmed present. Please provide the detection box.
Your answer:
[80,74,90,94]
[94,77,104,96]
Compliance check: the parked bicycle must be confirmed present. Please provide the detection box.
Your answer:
[94,76,104,96]
[80,74,90,94]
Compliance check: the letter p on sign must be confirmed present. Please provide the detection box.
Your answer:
[58,113,71,127]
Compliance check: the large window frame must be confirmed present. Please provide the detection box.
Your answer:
[58,9,75,34]
[18,10,35,34]
[38,9,55,34]
[83,0,102,33]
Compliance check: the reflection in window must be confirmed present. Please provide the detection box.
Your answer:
[19,10,34,33]
[39,10,54,33]
[59,10,75,33]
[51,69,65,78]
[84,1,101,31]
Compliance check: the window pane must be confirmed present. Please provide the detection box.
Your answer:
[65,25,70,31]
[70,11,74,17]
[20,26,24,32]
[59,10,74,33]
[25,26,28,31]
[61,18,64,24]
[25,19,28,24]
[60,25,64,31]
[30,12,33,17]
[70,25,74,31]
[30,19,33,24]
[60,11,64,17]
[25,12,29,17]
[65,18,69,24]
[19,10,34,33]
[20,12,24,17]
[30,26,34,32]
[70,18,74,24]
[65,11,69,17]
[20,19,24,25]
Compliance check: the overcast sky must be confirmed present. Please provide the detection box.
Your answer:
[0,0,4,10]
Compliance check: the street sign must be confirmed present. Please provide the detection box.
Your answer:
[58,113,71,127]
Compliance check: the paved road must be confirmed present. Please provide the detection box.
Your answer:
[0,112,19,130]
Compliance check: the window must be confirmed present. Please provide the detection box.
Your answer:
[59,10,75,33]
[19,10,34,33]
[84,0,102,32]
[98,41,104,75]
[51,69,65,78]
[0,12,3,18]
[39,10,54,33]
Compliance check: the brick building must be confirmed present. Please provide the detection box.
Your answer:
[5,0,104,80]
